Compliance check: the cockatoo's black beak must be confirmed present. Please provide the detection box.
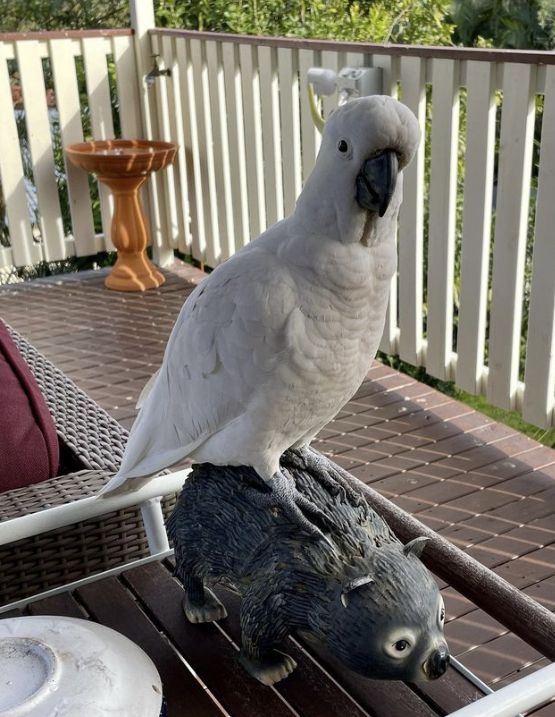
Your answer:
[355,150,399,217]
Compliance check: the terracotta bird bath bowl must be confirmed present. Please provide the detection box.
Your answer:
[66,139,177,292]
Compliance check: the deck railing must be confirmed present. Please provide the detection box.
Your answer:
[0,28,141,266]
[147,30,555,430]
[0,26,554,429]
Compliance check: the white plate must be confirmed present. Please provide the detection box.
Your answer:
[0,615,163,716]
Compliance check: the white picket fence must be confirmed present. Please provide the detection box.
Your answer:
[0,26,554,429]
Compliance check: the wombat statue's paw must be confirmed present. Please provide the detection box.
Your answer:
[238,649,297,686]
[182,587,228,623]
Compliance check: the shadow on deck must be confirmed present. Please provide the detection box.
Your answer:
[1,260,554,709]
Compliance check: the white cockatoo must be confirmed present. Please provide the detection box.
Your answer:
[100,95,420,535]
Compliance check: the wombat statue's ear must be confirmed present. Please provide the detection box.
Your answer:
[340,576,374,608]
[402,536,430,559]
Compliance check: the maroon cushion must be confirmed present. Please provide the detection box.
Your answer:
[0,321,59,490]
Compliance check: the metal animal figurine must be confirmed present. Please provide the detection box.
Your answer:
[168,451,450,686]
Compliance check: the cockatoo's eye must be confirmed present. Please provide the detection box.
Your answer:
[337,138,350,154]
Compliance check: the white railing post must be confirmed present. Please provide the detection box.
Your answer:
[129,0,157,141]
[129,0,175,267]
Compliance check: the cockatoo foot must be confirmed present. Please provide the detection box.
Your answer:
[286,447,364,507]
[246,468,332,540]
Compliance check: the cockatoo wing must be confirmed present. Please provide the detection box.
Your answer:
[135,368,160,409]
[101,238,297,494]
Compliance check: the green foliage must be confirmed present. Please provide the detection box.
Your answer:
[0,1,129,32]
[538,0,555,47]
[449,0,552,48]
[155,0,454,45]
[48,109,71,235]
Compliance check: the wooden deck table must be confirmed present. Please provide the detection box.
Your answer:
[5,557,486,716]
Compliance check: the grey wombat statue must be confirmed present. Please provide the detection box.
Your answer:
[168,451,449,686]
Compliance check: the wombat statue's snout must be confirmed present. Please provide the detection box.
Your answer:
[168,451,450,686]
[425,645,450,680]
[325,541,449,684]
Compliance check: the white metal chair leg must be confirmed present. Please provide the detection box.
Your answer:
[140,497,170,554]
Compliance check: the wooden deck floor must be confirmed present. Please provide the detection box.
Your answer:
[1,260,555,712]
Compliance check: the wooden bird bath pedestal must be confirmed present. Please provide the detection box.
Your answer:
[65,139,177,292]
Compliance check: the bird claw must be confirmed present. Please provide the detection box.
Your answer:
[285,447,364,506]
[245,469,333,541]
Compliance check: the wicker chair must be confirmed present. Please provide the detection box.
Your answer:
[0,326,177,605]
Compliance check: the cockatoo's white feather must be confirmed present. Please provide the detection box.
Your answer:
[100,95,420,497]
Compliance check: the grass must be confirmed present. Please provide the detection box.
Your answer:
[451,388,555,449]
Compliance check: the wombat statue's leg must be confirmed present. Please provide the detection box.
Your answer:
[171,525,228,623]
[238,646,297,687]
[182,574,228,624]
[238,586,297,686]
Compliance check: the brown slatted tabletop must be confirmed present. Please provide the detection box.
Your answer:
[7,559,486,716]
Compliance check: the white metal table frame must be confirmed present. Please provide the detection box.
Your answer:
[0,468,190,555]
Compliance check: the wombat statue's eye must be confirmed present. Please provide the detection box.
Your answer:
[384,632,415,659]
[438,598,446,626]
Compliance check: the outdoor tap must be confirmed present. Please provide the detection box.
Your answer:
[145,55,171,89]
[307,66,383,131]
